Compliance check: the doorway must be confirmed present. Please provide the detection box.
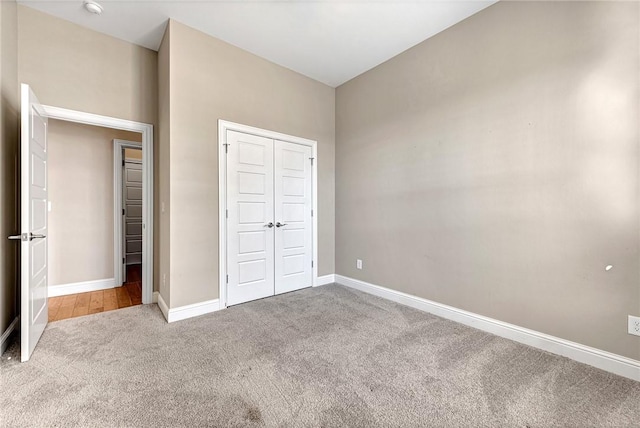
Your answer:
[46,123,144,322]
[42,104,154,306]
[113,140,143,286]
[122,150,143,281]
[218,120,318,307]
[18,83,154,362]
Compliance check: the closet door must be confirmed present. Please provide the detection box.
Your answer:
[226,131,275,306]
[274,140,313,294]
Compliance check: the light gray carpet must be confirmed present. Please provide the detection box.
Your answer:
[1,284,639,427]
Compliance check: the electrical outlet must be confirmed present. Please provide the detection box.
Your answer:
[356,259,363,270]
[629,315,640,337]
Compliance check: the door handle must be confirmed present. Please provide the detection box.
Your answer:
[275,222,287,228]
[264,222,274,228]
[7,233,46,241]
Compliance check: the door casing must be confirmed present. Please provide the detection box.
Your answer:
[218,120,318,308]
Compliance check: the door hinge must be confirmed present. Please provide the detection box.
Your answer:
[122,208,125,215]
[226,209,228,218]
[122,159,125,167]
[311,260,314,268]
[226,274,229,284]
[122,257,125,264]
[311,209,314,217]
[310,157,314,166]
[223,143,229,154]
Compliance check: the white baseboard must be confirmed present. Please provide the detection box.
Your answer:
[315,274,335,286]
[157,293,221,323]
[157,293,169,321]
[335,274,640,381]
[1,317,19,355]
[49,278,116,298]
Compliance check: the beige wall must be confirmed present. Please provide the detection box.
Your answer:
[124,148,142,160]
[17,6,157,124]
[48,120,141,285]
[17,5,160,290]
[157,27,171,302]
[163,20,335,308]
[0,0,18,343]
[336,1,640,360]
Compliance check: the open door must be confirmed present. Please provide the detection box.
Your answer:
[18,84,48,362]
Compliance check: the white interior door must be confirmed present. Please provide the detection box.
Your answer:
[274,140,313,294]
[19,84,48,362]
[226,130,275,306]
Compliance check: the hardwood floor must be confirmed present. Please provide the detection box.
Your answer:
[48,265,142,322]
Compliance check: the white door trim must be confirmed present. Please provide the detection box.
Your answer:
[335,274,640,381]
[48,278,116,298]
[218,120,318,309]
[157,293,221,323]
[42,105,154,305]
[113,139,143,286]
[1,317,19,355]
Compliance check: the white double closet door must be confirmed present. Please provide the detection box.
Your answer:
[226,130,313,306]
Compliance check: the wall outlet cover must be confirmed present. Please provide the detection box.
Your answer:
[356,259,363,270]
[629,315,640,337]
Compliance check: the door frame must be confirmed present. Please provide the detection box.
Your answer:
[218,120,318,309]
[113,139,143,286]
[42,105,154,305]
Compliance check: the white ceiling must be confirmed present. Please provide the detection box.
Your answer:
[17,0,496,87]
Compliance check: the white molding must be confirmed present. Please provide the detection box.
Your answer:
[42,105,154,305]
[48,278,116,298]
[315,274,335,286]
[157,293,169,321]
[157,293,220,323]
[113,139,143,287]
[335,275,640,381]
[218,120,319,309]
[218,122,227,309]
[312,146,318,287]
[1,317,19,355]
[162,298,221,323]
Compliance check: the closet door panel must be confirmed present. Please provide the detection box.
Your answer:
[274,140,313,294]
[226,130,275,306]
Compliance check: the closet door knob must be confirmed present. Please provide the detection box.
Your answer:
[275,222,287,228]
[265,222,274,228]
